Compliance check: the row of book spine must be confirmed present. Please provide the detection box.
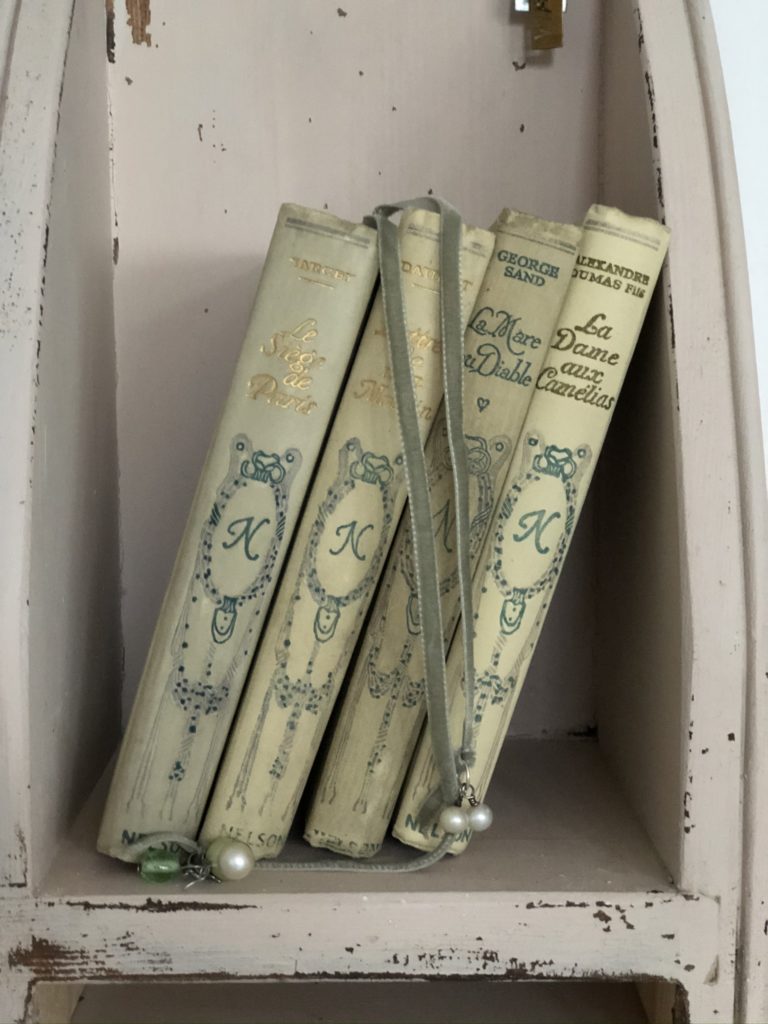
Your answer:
[98,200,669,865]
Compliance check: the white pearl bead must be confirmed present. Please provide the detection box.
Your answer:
[208,838,255,881]
[439,805,469,834]
[205,836,230,865]
[467,802,493,832]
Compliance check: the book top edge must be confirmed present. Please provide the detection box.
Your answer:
[278,203,377,245]
[583,203,671,247]
[400,207,496,257]
[493,207,582,254]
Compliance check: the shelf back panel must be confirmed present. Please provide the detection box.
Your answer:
[106,0,605,728]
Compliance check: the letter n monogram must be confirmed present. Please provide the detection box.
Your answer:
[512,509,561,554]
[329,520,374,561]
[222,516,271,560]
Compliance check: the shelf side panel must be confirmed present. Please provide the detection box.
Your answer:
[595,0,683,889]
[0,0,76,889]
[27,0,122,886]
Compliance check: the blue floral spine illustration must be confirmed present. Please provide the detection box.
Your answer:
[412,433,591,799]
[226,438,401,820]
[127,434,301,823]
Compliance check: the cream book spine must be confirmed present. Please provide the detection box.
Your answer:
[98,204,379,862]
[393,204,670,854]
[200,210,494,858]
[304,210,582,859]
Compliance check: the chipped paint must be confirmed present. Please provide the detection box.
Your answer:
[105,0,115,63]
[125,0,151,47]
[9,937,88,976]
[62,898,257,914]
[9,934,173,979]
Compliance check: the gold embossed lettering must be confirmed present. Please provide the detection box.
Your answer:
[247,373,317,415]
[289,257,355,283]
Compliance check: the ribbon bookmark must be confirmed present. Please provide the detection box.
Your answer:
[130,198,478,876]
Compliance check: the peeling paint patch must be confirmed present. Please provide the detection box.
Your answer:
[593,909,611,932]
[644,71,659,149]
[513,60,527,71]
[5,827,30,888]
[337,7,348,16]
[9,937,87,976]
[125,0,152,47]
[61,898,256,914]
[9,936,174,979]
[106,0,116,63]
[655,166,665,212]
[112,237,119,265]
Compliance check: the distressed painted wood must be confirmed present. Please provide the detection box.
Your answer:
[0,0,75,890]
[1,890,719,1018]
[0,0,121,899]
[686,8,768,1021]
[0,0,763,1021]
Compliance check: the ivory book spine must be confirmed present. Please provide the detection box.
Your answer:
[393,204,670,854]
[304,210,582,859]
[98,204,379,862]
[200,210,494,859]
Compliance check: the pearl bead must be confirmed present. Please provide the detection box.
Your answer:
[438,805,469,834]
[206,837,255,881]
[467,802,493,832]
[204,836,230,866]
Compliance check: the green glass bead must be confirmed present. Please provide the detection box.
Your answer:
[138,847,183,883]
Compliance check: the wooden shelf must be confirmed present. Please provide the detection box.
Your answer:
[45,739,673,898]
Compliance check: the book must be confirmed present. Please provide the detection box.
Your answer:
[304,209,582,859]
[199,209,495,858]
[393,204,670,854]
[98,204,379,861]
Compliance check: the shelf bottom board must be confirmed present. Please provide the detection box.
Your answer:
[44,738,673,896]
[65,979,650,1024]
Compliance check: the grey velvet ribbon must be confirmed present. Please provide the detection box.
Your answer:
[373,198,477,800]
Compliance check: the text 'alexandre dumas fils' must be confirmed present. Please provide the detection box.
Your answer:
[535,253,651,411]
